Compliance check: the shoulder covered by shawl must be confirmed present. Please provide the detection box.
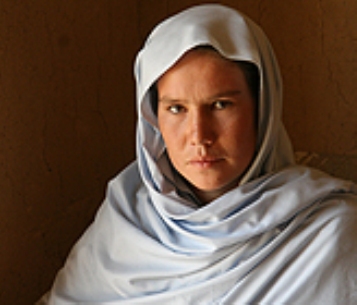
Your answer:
[43,164,357,304]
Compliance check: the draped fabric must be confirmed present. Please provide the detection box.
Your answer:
[39,4,357,304]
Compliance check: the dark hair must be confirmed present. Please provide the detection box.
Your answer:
[236,60,260,104]
[150,47,260,115]
[150,84,159,115]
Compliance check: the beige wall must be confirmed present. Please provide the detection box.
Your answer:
[1,1,356,304]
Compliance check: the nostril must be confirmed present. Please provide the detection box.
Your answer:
[190,136,213,147]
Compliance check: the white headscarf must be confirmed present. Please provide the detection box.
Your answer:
[135,3,294,191]
[41,4,357,305]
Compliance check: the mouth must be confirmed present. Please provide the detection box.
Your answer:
[188,157,224,168]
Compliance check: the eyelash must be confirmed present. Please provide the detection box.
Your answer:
[167,104,185,114]
[212,100,232,110]
[165,100,233,114]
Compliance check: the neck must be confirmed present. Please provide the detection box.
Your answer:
[193,178,241,205]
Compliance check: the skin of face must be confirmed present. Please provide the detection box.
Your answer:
[157,48,257,203]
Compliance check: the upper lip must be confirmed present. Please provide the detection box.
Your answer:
[188,157,223,163]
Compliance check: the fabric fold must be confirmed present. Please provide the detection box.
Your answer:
[39,4,357,304]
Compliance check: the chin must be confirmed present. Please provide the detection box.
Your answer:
[193,177,241,196]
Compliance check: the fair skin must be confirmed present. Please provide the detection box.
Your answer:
[157,48,257,204]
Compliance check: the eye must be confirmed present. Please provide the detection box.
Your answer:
[212,100,232,110]
[168,104,186,114]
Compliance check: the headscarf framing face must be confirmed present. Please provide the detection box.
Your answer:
[135,4,295,195]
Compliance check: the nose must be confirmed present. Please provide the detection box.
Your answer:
[188,109,215,147]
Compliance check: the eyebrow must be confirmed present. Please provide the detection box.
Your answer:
[158,90,242,104]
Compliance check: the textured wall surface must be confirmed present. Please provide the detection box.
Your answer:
[0,1,139,304]
[1,1,356,304]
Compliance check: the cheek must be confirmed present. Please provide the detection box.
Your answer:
[162,134,186,172]
[158,119,184,154]
[224,114,256,156]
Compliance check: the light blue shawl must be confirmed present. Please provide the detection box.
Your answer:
[40,4,357,304]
